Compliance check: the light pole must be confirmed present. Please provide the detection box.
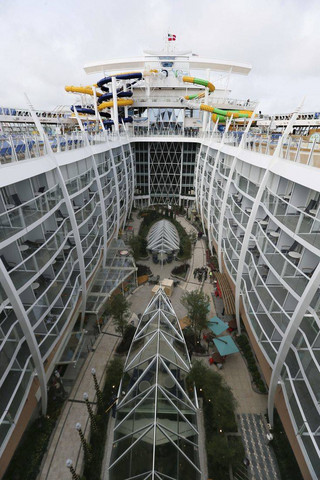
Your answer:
[83,392,97,431]
[66,459,81,480]
[75,422,92,462]
[91,368,104,410]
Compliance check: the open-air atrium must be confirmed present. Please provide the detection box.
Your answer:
[0,39,320,480]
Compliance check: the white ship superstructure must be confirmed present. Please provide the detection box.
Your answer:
[0,44,320,479]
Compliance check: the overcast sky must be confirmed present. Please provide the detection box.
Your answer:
[1,0,319,113]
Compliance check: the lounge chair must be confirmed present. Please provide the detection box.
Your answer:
[0,255,16,271]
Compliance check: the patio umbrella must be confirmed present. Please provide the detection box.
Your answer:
[213,335,239,356]
[208,316,228,335]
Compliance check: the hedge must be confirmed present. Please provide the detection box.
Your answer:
[186,361,242,480]
[82,357,124,480]
[3,392,65,480]
[235,334,267,393]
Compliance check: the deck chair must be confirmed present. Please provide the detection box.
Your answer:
[288,241,300,253]
[56,209,67,219]
[35,186,45,196]
[305,199,318,214]
[0,255,16,271]
[303,267,315,278]
[24,240,39,248]
[11,193,22,206]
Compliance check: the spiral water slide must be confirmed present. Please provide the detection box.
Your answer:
[182,75,215,100]
[65,72,143,125]
[182,75,253,123]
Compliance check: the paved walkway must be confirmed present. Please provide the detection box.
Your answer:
[238,414,281,480]
[39,322,119,480]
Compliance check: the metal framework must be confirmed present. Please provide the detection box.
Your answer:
[108,288,201,480]
[85,239,137,316]
[133,141,197,207]
[147,220,179,255]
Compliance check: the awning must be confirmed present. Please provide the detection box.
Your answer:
[213,335,239,356]
[208,316,228,335]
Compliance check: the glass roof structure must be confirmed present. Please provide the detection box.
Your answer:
[108,288,201,480]
[147,220,180,254]
[85,239,137,315]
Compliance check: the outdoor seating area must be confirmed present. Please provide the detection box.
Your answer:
[203,315,239,369]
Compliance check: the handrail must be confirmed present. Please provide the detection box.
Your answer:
[1,129,320,169]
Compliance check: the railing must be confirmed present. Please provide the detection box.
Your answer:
[0,106,71,119]
[240,133,320,167]
[0,184,63,244]
[1,129,320,169]
[0,131,128,165]
[133,95,258,109]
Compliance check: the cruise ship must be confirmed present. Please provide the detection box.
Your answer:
[0,40,320,480]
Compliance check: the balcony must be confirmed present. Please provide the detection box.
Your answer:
[0,186,63,244]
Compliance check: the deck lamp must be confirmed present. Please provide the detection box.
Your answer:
[75,422,92,462]
[66,459,81,480]
[83,392,97,431]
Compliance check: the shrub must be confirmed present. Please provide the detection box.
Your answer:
[186,361,239,479]
[171,263,189,276]
[186,361,237,432]
[3,396,64,480]
[207,435,244,480]
[136,264,152,276]
[129,236,148,259]
[83,358,124,480]
[271,410,303,480]
[116,325,136,354]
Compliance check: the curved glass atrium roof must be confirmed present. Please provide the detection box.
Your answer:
[108,288,201,480]
[147,220,180,254]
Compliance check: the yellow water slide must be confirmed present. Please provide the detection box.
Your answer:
[65,86,102,97]
[97,99,134,111]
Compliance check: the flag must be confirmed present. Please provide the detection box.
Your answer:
[168,33,176,41]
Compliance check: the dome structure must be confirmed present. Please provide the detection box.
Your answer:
[147,220,180,255]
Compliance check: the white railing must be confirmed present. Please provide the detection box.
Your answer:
[1,128,320,169]
[0,106,71,119]
[133,95,258,109]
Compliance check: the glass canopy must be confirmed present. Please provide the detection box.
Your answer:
[108,288,201,480]
[147,220,180,254]
[85,239,137,315]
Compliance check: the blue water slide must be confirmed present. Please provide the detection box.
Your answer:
[97,90,133,104]
[103,116,133,127]
[70,105,95,115]
[97,72,142,88]
[70,105,110,118]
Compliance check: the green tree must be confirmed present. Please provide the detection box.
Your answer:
[107,293,131,336]
[181,290,210,346]
[188,231,197,246]
[186,361,238,432]
[207,434,244,479]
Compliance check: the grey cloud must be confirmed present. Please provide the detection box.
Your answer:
[0,0,319,113]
